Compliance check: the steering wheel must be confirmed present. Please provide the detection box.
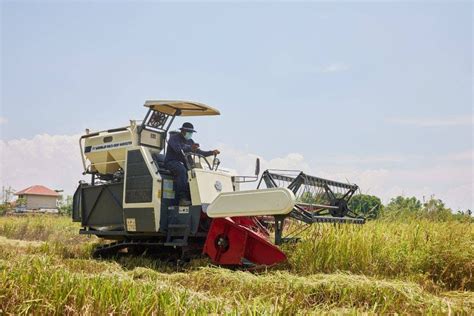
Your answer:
[184,152,214,170]
[212,154,221,170]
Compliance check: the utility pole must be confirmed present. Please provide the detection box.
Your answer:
[2,186,15,205]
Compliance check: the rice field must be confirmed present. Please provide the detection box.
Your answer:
[0,215,472,314]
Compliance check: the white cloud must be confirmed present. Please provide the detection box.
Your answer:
[438,149,473,162]
[388,115,473,127]
[321,154,408,165]
[319,62,349,73]
[0,117,7,125]
[217,144,312,176]
[0,134,85,196]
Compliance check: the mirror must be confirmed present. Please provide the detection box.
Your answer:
[255,158,260,176]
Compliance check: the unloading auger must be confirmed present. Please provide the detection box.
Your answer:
[72,100,364,267]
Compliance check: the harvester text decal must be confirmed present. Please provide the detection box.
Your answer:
[89,141,133,152]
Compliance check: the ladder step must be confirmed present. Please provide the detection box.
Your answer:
[168,224,189,229]
[165,222,191,247]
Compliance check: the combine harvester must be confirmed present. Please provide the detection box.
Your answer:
[73,101,364,266]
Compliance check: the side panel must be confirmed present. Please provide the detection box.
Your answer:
[139,128,164,149]
[166,205,202,235]
[123,147,162,232]
[84,130,132,174]
[73,182,124,229]
[207,188,296,218]
[123,208,156,232]
[189,169,234,205]
[72,185,81,222]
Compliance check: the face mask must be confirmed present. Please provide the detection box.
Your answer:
[184,132,193,140]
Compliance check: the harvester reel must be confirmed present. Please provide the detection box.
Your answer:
[257,170,365,245]
[329,198,349,217]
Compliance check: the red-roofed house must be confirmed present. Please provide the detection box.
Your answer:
[15,185,60,211]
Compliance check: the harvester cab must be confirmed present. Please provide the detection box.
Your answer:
[73,100,364,266]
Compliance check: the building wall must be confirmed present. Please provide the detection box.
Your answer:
[26,195,58,210]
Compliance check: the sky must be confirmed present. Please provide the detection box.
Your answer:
[1,0,472,210]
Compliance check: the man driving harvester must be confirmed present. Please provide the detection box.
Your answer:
[165,122,220,206]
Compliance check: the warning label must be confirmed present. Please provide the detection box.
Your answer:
[126,218,136,232]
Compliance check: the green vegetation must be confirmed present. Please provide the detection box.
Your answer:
[386,196,423,212]
[348,194,383,219]
[58,195,73,216]
[0,204,472,314]
[0,204,7,216]
[382,195,472,222]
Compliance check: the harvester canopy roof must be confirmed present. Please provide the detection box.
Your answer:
[144,100,220,116]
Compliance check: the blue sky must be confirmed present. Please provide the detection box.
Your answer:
[1,1,472,209]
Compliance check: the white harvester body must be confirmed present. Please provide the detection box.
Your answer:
[207,188,296,218]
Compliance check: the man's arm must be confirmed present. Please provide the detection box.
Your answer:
[188,139,219,157]
[168,135,192,154]
[196,148,215,157]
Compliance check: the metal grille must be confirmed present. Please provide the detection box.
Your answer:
[125,150,153,203]
[147,111,169,129]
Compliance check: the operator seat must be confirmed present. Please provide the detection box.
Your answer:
[152,152,166,167]
[151,152,172,175]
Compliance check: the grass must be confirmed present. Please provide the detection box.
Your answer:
[286,219,474,291]
[1,253,470,314]
[0,214,472,314]
[0,214,85,242]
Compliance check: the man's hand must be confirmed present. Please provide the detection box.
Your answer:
[212,149,221,155]
[191,144,200,152]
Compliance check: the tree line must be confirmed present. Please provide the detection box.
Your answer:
[300,191,472,221]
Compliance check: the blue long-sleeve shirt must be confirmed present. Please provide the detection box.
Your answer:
[164,132,214,165]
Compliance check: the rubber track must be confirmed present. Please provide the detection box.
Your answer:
[92,239,164,258]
